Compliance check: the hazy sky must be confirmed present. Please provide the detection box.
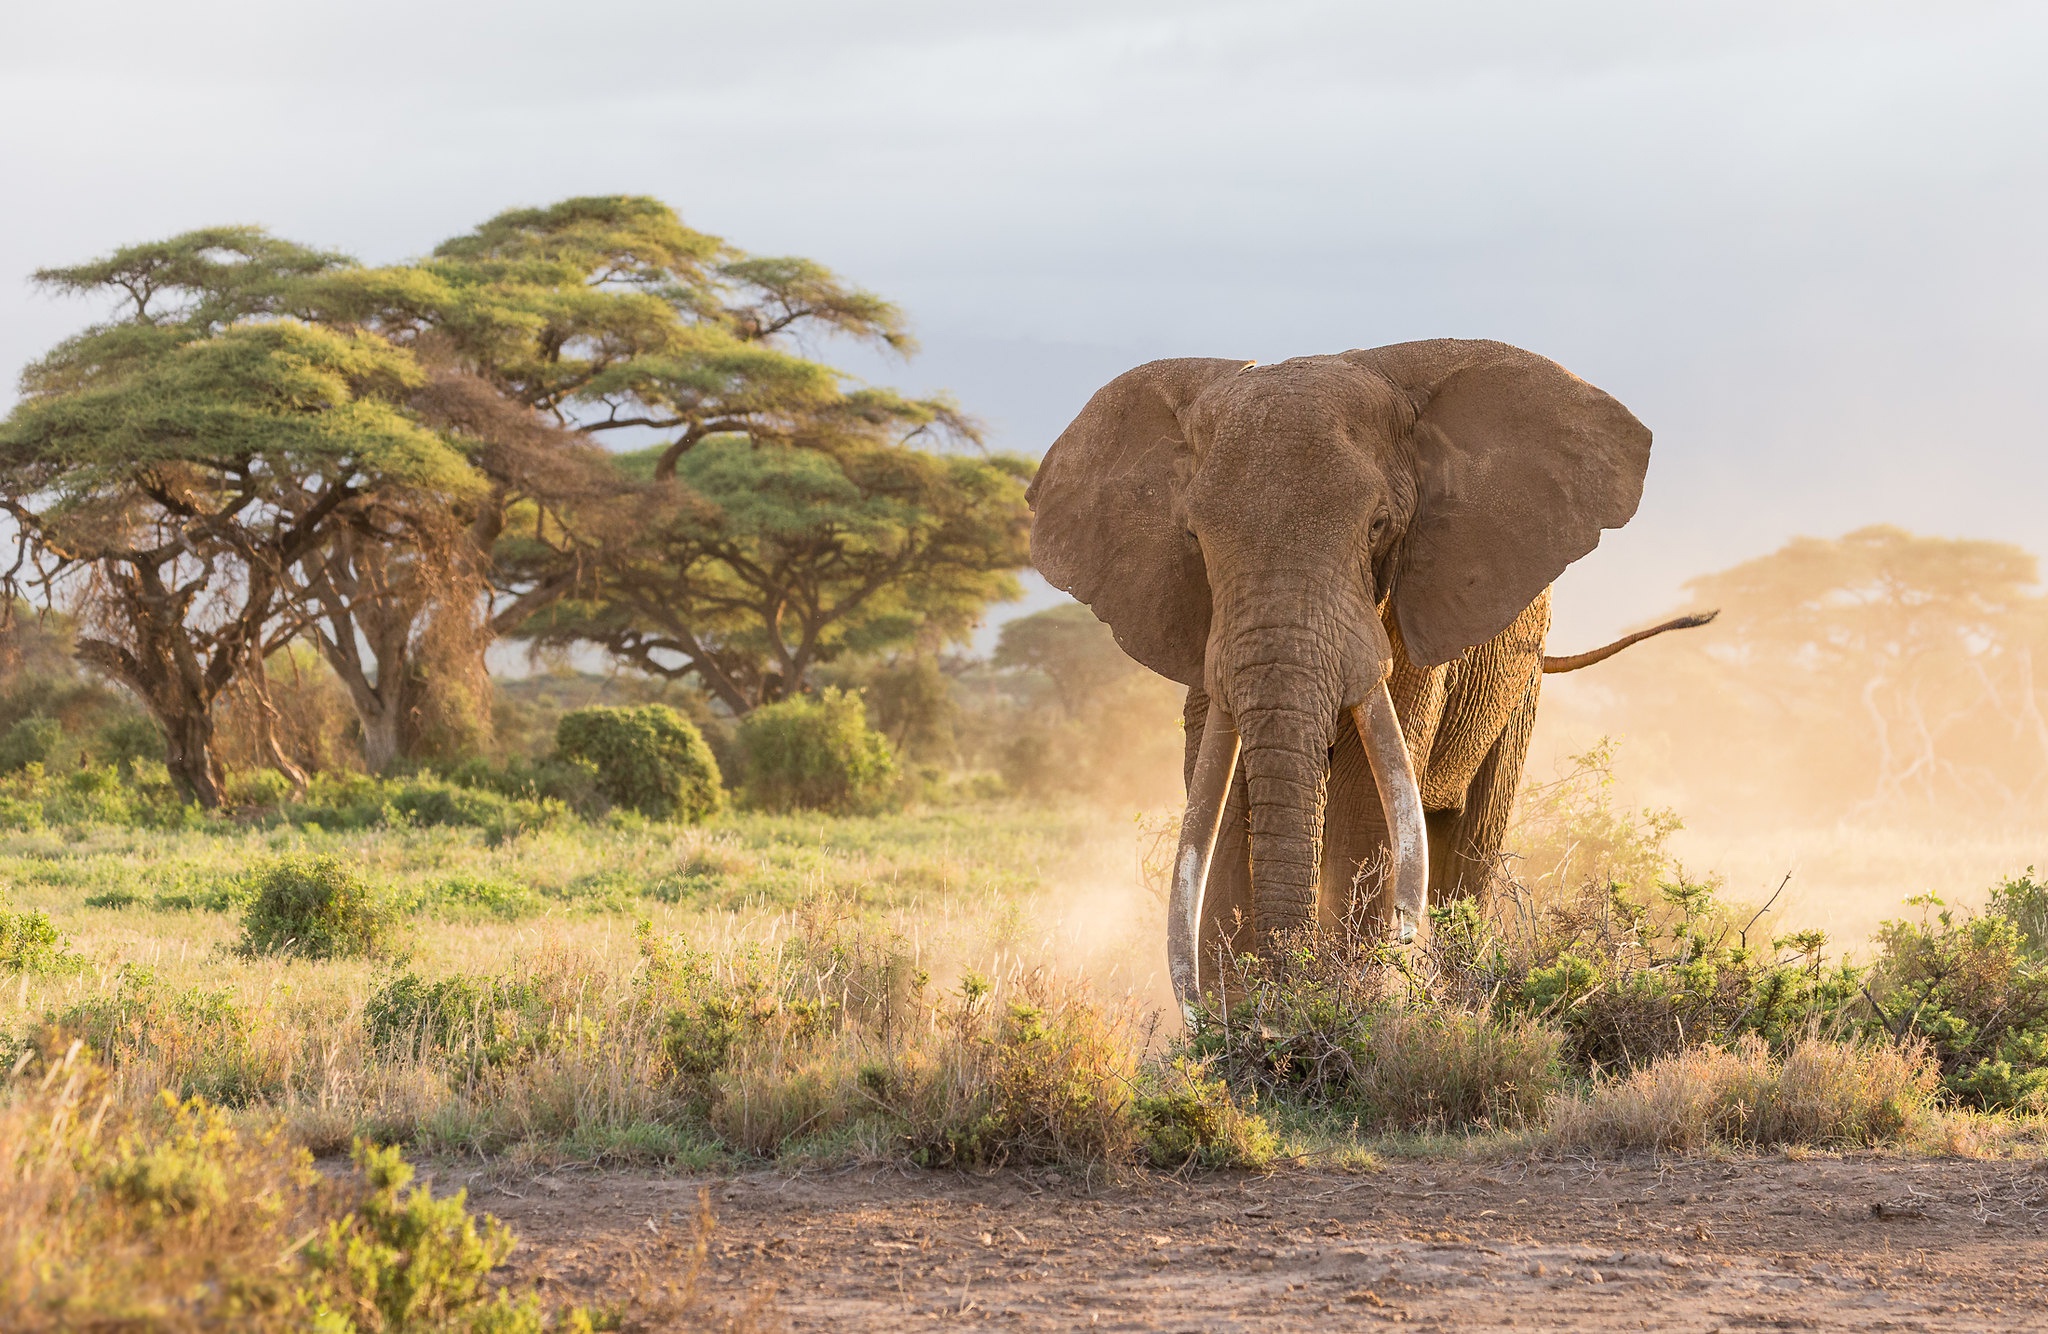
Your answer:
[3,0,2042,644]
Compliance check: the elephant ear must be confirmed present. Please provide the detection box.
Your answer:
[1346,339,1651,668]
[1027,358,1250,686]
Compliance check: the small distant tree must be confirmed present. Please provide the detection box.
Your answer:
[0,231,481,803]
[993,603,1142,717]
[861,654,959,762]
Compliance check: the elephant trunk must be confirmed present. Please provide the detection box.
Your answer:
[1232,665,1341,950]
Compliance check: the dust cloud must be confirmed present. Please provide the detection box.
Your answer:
[1023,527,2048,965]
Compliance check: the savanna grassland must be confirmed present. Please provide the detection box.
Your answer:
[3,757,2047,1330]
[2,203,2046,1329]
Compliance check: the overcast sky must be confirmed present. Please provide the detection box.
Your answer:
[3,0,2042,645]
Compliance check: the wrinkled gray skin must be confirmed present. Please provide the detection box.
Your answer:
[1027,341,1657,994]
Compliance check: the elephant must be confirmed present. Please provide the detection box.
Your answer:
[1025,340,1706,1008]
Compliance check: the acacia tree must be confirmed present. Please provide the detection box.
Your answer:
[0,232,480,802]
[521,430,1032,713]
[288,368,614,769]
[291,196,935,744]
[1556,526,2048,823]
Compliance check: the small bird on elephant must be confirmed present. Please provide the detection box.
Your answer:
[1024,340,1713,1010]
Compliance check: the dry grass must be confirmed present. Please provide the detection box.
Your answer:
[0,1043,625,1332]
[1546,1034,1942,1154]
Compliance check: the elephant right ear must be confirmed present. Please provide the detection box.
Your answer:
[1027,358,1249,686]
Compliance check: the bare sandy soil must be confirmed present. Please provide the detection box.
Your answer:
[470,1155,2048,1331]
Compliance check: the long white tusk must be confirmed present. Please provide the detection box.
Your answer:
[1351,679,1429,944]
[1168,699,1240,1018]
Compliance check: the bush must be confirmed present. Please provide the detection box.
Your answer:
[554,704,724,822]
[1136,1060,1278,1170]
[639,912,1271,1169]
[446,754,603,814]
[366,970,556,1074]
[33,965,284,1105]
[1548,1035,1939,1153]
[736,689,896,814]
[236,855,402,961]
[0,713,62,773]
[225,768,294,809]
[0,905,86,975]
[93,713,163,771]
[1184,929,1561,1132]
[287,773,568,842]
[0,1046,592,1331]
[1865,876,2048,1109]
[1471,877,1864,1074]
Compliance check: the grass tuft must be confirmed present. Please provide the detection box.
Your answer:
[1547,1034,1941,1153]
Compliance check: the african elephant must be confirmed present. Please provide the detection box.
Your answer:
[1026,340,1694,1008]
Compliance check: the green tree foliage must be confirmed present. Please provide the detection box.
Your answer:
[737,688,897,813]
[553,703,723,821]
[0,231,482,803]
[526,437,1030,712]
[3,200,1029,792]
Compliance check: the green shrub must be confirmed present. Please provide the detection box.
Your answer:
[0,713,62,772]
[1184,931,1560,1132]
[236,855,401,961]
[0,904,86,974]
[1467,877,1863,1074]
[225,768,294,808]
[38,965,283,1104]
[0,1047,594,1332]
[1865,879,2048,1110]
[301,1141,561,1333]
[736,689,896,814]
[366,971,555,1074]
[93,713,164,771]
[287,773,567,842]
[1136,1059,1278,1169]
[554,704,723,821]
[446,754,603,814]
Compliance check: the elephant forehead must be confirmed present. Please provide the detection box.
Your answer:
[1190,356,1405,444]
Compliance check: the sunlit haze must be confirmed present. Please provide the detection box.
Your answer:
[4,1,2043,645]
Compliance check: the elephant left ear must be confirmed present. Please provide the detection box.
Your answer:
[1345,339,1652,668]
[1027,358,1251,686]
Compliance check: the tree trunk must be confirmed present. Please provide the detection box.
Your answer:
[358,700,403,774]
[162,708,227,808]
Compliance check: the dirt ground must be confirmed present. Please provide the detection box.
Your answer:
[465,1154,2048,1331]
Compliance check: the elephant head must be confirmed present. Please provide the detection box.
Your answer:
[1026,340,1651,1006]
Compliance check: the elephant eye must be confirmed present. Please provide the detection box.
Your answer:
[1368,513,1388,543]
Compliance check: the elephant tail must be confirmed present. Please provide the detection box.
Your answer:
[1542,610,1719,674]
